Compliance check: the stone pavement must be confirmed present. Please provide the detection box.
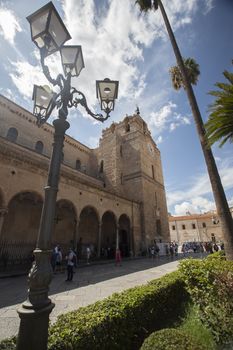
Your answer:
[0,256,185,341]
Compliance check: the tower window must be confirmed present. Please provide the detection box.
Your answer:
[172,225,175,230]
[99,160,104,173]
[125,123,130,132]
[192,223,196,229]
[121,173,123,184]
[35,141,44,154]
[6,127,18,142]
[156,219,161,235]
[182,224,186,230]
[152,165,155,179]
[202,222,206,228]
[76,159,81,170]
[120,145,123,157]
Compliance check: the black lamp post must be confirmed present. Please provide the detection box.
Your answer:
[16,2,118,350]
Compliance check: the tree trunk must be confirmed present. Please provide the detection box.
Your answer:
[157,0,233,259]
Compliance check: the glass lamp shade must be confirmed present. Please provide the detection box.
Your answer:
[27,2,71,57]
[96,78,119,112]
[60,45,84,77]
[32,85,56,120]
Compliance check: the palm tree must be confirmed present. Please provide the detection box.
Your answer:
[205,67,233,147]
[136,0,233,259]
[169,57,200,90]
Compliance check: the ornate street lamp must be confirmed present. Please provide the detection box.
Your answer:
[16,3,118,350]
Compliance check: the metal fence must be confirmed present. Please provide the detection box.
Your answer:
[0,239,36,270]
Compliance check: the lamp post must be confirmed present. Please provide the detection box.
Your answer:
[16,2,118,350]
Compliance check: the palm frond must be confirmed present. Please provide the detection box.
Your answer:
[205,63,233,147]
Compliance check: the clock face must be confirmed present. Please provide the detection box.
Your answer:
[147,143,154,154]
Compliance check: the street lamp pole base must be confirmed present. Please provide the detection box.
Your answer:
[16,302,54,350]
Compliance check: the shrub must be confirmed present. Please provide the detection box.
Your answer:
[179,254,233,344]
[0,337,16,350]
[179,304,216,350]
[48,271,189,350]
[140,328,208,350]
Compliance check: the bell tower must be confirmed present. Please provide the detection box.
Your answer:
[98,109,170,247]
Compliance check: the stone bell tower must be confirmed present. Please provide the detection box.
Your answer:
[97,109,170,248]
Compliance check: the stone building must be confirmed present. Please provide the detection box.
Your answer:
[169,211,227,244]
[0,94,170,263]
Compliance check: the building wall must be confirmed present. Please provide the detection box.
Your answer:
[168,212,230,243]
[0,95,170,258]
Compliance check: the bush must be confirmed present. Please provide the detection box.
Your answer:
[140,328,208,350]
[48,271,189,350]
[179,254,233,344]
[179,304,216,350]
[0,337,16,350]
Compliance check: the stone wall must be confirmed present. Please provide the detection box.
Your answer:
[0,94,170,259]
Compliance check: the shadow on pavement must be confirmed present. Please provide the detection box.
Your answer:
[0,253,205,309]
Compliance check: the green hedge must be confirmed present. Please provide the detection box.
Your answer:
[179,253,233,344]
[140,328,208,350]
[48,271,189,350]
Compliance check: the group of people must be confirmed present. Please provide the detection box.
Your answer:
[149,243,160,259]
[51,245,77,282]
[181,241,224,256]
[50,244,105,282]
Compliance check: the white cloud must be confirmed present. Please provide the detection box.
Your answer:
[87,136,99,148]
[156,135,163,144]
[174,196,215,215]
[167,157,233,214]
[7,0,215,122]
[148,101,190,134]
[9,60,47,100]
[0,7,22,44]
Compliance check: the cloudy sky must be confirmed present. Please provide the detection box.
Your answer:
[0,0,232,215]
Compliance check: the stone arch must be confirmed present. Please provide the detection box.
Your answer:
[1,191,43,264]
[101,210,117,258]
[78,205,99,257]
[53,199,77,253]
[2,191,43,242]
[118,214,131,257]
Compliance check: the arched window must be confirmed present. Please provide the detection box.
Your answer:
[35,141,44,154]
[99,160,104,173]
[6,127,18,142]
[76,159,81,170]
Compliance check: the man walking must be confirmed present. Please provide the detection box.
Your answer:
[65,248,76,282]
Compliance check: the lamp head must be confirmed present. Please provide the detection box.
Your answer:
[27,2,71,57]
[96,78,119,113]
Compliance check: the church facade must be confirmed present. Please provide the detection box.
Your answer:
[0,94,170,263]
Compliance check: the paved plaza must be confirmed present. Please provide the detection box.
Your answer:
[0,256,183,341]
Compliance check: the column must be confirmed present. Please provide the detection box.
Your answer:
[73,218,80,252]
[0,207,8,238]
[97,223,102,258]
[116,224,119,250]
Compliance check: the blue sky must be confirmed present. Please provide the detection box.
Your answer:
[0,0,232,215]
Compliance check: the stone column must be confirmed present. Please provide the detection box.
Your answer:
[97,223,102,258]
[73,218,80,252]
[116,224,119,250]
[130,226,134,256]
[0,207,8,238]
